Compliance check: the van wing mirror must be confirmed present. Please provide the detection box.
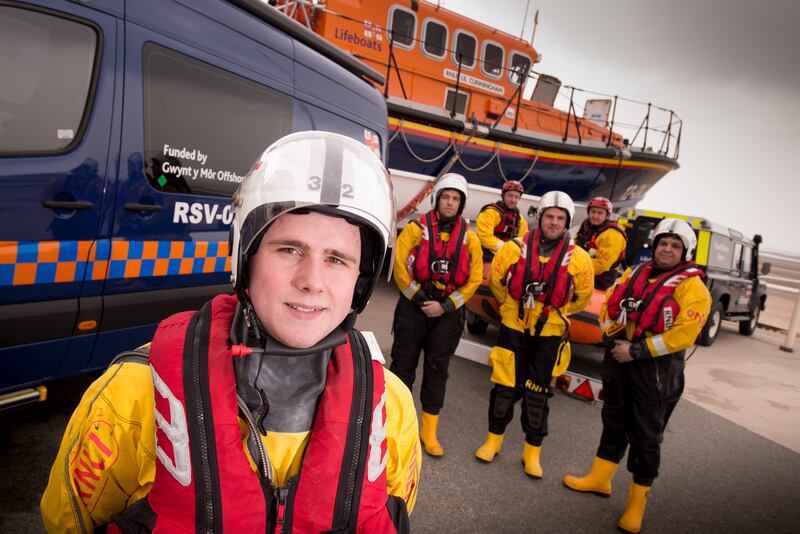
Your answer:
[760,262,771,275]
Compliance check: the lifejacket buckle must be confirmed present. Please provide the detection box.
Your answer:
[430,259,452,274]
[620,298,642,313]
[525,281,547,296]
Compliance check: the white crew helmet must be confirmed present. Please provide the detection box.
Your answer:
[536,190,575,227]
[432,173,468,215]
[230,131,396,313]
[652,218,697,261]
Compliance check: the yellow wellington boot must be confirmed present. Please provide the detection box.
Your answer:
[475,432,504,463]
[419,412,444,457]
[562,456,619,496]
[521,443,543,478]
[617,482,651,533]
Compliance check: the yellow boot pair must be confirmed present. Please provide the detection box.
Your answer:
[419,411,444,457]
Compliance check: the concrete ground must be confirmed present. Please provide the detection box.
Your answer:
[1,279,799,532]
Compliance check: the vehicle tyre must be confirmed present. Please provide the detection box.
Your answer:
[738,306,760,336]
[466,313,489,335]
[698,301,723,346]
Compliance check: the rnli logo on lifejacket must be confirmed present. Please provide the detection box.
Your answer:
[152,367,192,486]
[663,307,674,330]
[367,390,388,482]
[71,421,120,506]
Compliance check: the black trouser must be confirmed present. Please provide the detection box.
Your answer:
[596,348,686,486]
[487,325,561,446]
[389,296,464,414]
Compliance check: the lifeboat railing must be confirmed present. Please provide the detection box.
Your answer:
[378,25,682,161]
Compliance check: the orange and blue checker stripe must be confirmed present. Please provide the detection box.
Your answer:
[0,240,231,286]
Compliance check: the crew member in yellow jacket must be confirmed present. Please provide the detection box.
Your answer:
[574,196,627,289]
[563,218,711,534]
[390,173,483,458]
[475,180,529,260]
[474,191,593,478]
[41,132,420,533]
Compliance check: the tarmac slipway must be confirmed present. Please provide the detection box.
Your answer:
[1,279,798,532]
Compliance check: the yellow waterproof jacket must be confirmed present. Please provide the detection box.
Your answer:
[41,358,420,533]
[588,226,627,276]
[490,237,594,336]
[599,266,712,357]
[393,213,484,311]
[475,205,528,253]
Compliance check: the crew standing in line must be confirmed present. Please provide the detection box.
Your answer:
[563,218,711,534]
[474,191,594,477]
[389,173,483,457]
[475,180,528,260]
[574,196,627,290]
[41,132,420,533]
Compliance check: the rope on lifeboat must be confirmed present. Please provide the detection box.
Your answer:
[497,148,540,184]
[456,144,499,172]
[395,120,455,164]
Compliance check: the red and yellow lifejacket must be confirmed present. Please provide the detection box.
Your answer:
[480,202,522,241]
[507,229,575,309]
[110,294,402,533]
[411,211,471,298]
[606,260,705,338]
[575,219,627,264]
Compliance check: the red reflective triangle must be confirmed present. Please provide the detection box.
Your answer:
[572,379,595,400]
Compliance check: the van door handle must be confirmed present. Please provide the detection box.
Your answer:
[43,200,93,210]
[123,203,162,212]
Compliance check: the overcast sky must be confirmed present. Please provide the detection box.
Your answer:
[444,0,800,254]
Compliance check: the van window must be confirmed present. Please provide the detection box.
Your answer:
[732,242,743,274]
[741,245,753,274]
[708,234,734,270]
[422,19,447,59]
[143,44,292,197]
[508,52,531,85]
[388,6,416,49]
[482,42,504,78]
[453,31,476,69]
[0,6,98,155]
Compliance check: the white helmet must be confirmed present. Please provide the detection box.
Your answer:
[537,190,575,227]
[230,131,396,313]
[652,218,696,261]
[432,173,468,215]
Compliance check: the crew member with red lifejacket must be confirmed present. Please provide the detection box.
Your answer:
[41,132,420,533]
[474,191,593,477]
[390,173,483,458]
[563,218,711,534]
[476,180,529,260]
[575,196,627,290]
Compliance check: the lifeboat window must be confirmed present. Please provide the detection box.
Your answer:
[388,5,416,50]
[444,88,469,116]
[422,19,448,59]
[452,30,477,69]
[482,41,504,79]
[508,52,532,85]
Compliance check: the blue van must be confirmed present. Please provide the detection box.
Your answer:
[0,0,388,408]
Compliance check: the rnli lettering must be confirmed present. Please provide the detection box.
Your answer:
[524,379,544,393]
[70,421,120,505]
[173,201,233,225]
